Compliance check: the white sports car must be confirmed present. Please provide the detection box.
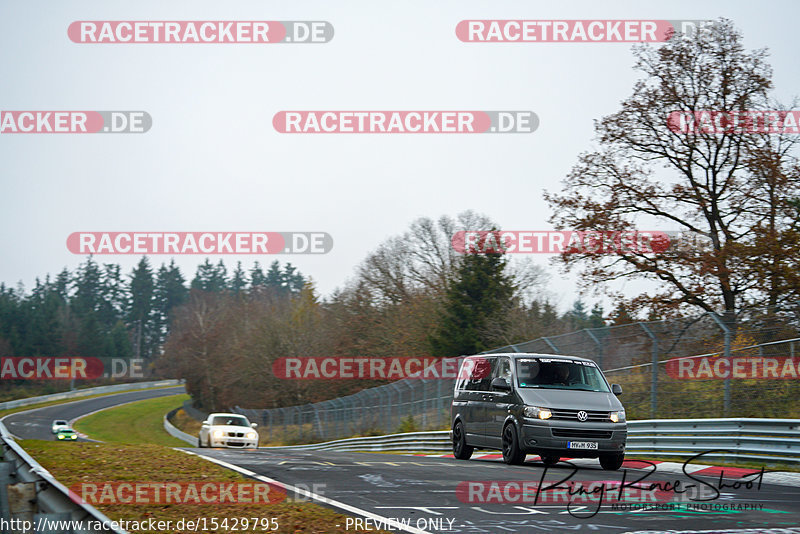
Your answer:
[198,413,258,449]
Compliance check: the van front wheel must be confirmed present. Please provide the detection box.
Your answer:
[502,424,526,465]
[453,421,474,460]
[599,453,624,470]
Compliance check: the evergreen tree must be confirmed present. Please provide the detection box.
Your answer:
[283,263,305,294]
[191,259,228,292]
[250,262,267,288]
[265,261,284,292]
[229,262,247,294]
[565,299,590,330]
[588,303,606,329]
[429,253,514,356]
[153,260,188,354]
[128,257,155,359]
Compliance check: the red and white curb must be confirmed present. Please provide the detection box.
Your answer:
[406,453,800,487]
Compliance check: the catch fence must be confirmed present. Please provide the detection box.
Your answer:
[234,312,800,443]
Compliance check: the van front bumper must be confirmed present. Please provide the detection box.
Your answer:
[520,420,626,457]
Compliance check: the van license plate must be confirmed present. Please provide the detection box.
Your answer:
[568,441,598,450]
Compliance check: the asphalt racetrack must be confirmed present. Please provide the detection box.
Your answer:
[2,385,185,441]
[190,447,800,534]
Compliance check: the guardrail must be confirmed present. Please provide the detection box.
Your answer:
[177,419,799,464]
[0,421,126,533]
[625,418,800,464]
[0,379,183,412]
[164,408,198,446]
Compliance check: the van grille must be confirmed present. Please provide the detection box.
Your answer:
[549,409,610,422]
[552,428,613,439]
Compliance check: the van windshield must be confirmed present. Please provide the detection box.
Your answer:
[515,358,610,392]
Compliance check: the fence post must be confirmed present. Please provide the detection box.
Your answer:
[421,379,428,429]
[708,312,732,416]
[640,323,659,418]
[584,329,604,368]
[542,337,559,353]
[437,378,444,428]
[389,383,402,431]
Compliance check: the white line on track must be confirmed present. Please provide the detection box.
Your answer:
[178,448,433,534]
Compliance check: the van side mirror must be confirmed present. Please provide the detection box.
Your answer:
[491,377,511,392]
[612,384,623,396]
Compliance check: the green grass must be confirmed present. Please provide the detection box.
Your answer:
[73,393,189,446]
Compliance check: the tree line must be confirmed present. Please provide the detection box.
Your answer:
[155,211,618,411]
[0,257,307,373]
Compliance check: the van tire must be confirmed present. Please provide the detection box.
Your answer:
[501,424,526,465]
[541,455,560,466]
[452,421,474,460]
[600,453,624,470]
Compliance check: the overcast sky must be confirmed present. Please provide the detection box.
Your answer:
[1,1,798,313]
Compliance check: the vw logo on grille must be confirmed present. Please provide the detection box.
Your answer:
[576,411,588,422]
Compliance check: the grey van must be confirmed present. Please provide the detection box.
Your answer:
[450,353,627,470]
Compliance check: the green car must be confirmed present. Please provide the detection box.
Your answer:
[56,428,78,441]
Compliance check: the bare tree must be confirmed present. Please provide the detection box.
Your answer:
[545,19,800,326]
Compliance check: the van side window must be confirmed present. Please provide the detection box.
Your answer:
[494,357,512,384]
[464,357,495,391]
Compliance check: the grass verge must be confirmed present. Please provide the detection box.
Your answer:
[73,394,190,447]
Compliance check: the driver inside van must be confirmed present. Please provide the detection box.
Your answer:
[552,363,571,385]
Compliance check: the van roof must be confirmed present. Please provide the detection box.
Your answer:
[471,353,597,363]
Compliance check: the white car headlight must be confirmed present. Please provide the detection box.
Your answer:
[523,406,552,420]
[213,429,224,438]
[610,410,626,423]
[247,432,257,440]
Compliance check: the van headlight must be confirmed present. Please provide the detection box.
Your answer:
[524,406,552,420]
[610,410,626,423]
[213,429,224,438]
[247,431,257,440]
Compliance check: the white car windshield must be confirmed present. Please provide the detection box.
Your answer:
[516,358,610,392]
[211,416,250,427]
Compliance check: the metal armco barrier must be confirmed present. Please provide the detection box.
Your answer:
[164,408,197,446]
[0,421,126,534]
[227,419,800,464]
[625,418,800,464]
